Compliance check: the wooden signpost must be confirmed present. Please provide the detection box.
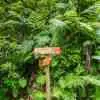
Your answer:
[33,47,61,100]
[34,47,61,55]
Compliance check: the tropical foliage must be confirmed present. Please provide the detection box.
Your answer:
[0,0,100,100]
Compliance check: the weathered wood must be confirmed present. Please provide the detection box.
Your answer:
[33,47,61,100]
[39,56,51,67]
[45,65,51,100]
[33,47,61,55]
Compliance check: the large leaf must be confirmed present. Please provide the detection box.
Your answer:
[36,75,46,85]
[18,78,27,88]
[96,87,100,100]
[32,91,45,100]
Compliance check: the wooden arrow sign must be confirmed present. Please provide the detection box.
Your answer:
[33,47,61,100]
[33,47,61,55]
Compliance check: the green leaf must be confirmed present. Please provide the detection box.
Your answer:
[52,87,62,97]
[18,78,27,88]
[32,91,45,100]
[92,56,100,61]
[0,89,5,100]
[83,76,100,86]
[79,22,94,32]
[12,88,18,98]
[96,87,100,100]
[36,75,46,85]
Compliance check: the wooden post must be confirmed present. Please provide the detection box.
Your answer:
[83,41,92,72]
[33,47,61,100]
[45,65,51,100]
[86,48,91,72]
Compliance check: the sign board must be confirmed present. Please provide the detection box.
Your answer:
[33,47,61,55]
[39,56,51,67]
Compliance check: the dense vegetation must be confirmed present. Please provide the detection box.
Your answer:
[0,0,100,100]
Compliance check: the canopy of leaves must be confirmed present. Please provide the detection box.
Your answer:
[0,0,100,100]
